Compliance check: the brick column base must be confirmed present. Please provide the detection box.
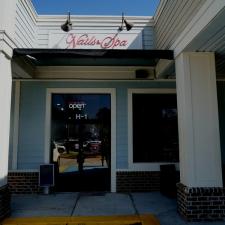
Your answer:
[177,183,225,221]
[0,185,10,221]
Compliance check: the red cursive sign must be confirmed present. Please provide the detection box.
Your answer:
[66,33,128,49]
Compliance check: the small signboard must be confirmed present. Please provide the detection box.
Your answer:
[39,164,55,187]
[49,31,143,49]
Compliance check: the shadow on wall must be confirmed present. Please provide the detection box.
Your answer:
[223,164,225,187]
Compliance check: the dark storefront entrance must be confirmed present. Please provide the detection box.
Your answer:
[51,93,111,191]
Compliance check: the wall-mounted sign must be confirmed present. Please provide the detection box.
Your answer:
[49,31,143,49]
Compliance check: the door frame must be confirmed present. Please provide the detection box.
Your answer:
[45,88,116,192]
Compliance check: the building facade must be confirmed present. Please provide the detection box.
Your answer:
[1,0,225,221]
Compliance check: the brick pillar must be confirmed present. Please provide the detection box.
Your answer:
[175,52,223,221]
[177,183,225,221]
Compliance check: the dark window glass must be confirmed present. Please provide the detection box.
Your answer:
[132,94,179,163]
[51,94,111,173]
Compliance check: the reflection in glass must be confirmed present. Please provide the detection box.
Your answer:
[132,94,179,163]
[51,94,111,174]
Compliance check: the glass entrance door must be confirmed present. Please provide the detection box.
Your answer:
[51,93,111,191]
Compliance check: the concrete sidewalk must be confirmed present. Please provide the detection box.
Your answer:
[10,192,225,225]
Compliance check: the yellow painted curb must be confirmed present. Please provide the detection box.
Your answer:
[2,214,160,225]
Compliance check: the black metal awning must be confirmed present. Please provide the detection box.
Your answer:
[13,49,174,67]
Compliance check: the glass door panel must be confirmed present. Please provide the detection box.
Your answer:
[51,93,111,191]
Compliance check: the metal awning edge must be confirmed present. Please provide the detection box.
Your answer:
[13,49,174,60]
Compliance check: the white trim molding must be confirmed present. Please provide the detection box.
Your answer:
[9,169,39,173]
[171,0,225,57]
[12,81,21,170]
[45,88,117,192]
[154,0,168,25]
[0,31,16,58]
[128,88,177,171]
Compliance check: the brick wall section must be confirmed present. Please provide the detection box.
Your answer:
[0,185,10,221]
[177,183,225,221]
[8,172,39,194]
[116,171,160,192]
[8,171,160,193]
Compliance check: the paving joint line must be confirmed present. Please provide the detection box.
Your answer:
[128,193,140,216]
[70,192,81,216]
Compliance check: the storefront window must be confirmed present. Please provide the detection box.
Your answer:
[132,93,179,163]
[51,94,111,174]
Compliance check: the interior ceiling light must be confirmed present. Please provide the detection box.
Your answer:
[61,12,72,32]
[118,12,134,31]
